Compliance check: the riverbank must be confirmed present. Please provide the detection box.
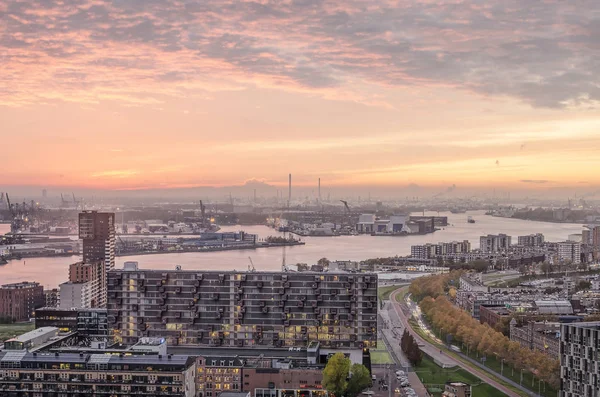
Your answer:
[117,241,305,257]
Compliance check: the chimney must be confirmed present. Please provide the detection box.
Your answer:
[288,174,292,207]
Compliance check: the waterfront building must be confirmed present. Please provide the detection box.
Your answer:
[79,211,116,273]
[59,261,106,308]
[557,241,581,264]
[411,240,470,259]
[479,234,512,253]
[0,351,196,396]
[559,321,600,397]
[0,281,44,322]
[517,233,545,247]
[107,263,378,350]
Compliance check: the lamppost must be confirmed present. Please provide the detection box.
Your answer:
[501,358,505,377]
[520,369,524,386]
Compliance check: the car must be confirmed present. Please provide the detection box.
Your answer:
[394,388,401,394]
[372,375,376,381]
[395,370,405,376]
[401,381,411,388]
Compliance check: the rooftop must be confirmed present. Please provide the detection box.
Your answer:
[5,327,58,344]
[1,281,40,289]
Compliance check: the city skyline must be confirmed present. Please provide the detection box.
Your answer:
[2,0,600,192]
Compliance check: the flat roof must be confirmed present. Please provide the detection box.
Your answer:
[6,327,58,343]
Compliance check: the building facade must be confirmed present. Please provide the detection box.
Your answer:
[79,211,115,273]
[35,308,108,337]
[510,320,560,358]
[0,351,196,396]
[0,282,44,322]
[560,322,600,397]
[479,234,512,253]
[557,241,581,265]
[107,265,378,349]
[517,234,545,247]
[196,356,244,397]
[61,261,107,308]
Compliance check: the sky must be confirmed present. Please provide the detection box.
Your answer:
[1,0,600,196]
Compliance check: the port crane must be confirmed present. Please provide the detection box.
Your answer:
[248,256,256,272]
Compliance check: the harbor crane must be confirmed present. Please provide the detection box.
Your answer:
[340,200,350,214]
[248,256,256,272]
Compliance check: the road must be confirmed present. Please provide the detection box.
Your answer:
[389,288,523,397]
[379,303,429,397]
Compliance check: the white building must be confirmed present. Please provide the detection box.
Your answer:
[59,281,92,309]
[356,214,375,234]
[557,241,581,264]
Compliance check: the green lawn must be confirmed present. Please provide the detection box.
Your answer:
[415,357,507,397]
[372,339,394,365]
[371,351,394,365]
[378,285,403,301]
[462,348,556,397]
[0,322,34,342]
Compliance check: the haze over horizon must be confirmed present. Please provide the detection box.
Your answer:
[2,0,600,194]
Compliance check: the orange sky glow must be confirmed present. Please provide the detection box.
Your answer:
[1,0,599,193]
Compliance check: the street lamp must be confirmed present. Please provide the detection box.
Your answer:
[520,369,524,386]
[501,358,505,377]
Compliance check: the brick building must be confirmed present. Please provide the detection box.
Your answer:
[0,282,44,322]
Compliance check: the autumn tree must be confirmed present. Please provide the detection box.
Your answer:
[323,353,350,397]
[323,353,372,397]
[347,364,372,397]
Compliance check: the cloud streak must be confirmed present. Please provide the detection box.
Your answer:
[1,0,599,108]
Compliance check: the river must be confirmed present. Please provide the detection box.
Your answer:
[0,211,585,288]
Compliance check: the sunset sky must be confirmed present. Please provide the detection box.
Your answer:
[1,0,600,194]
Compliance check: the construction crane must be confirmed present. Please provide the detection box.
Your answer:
[248,256,256,272]
[340,200,350,214]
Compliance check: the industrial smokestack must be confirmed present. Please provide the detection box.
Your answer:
[288,174,292,207]
[318,178,321,203]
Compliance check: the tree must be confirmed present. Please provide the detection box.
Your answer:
[317,257,331,268]
[323,353,350,397]
[347,364,371,397]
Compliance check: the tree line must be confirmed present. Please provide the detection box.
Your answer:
[409,271,560,390]
[400,329,423,366]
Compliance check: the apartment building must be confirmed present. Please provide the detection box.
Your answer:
[79,211,115,273]
[510,319,561,358]
[557,241,581,265]
[518,233,545,247]
[411,240,470,259]
[479,234,512,253]
[196,356,244,397]
[107,264,378,349]
[560,322,600,397]
[0,282,44,322]
[0,351,196,396]
[59,261,107,309]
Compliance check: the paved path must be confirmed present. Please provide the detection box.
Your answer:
[389,288,523,397]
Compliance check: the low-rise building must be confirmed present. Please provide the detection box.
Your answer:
[34,307,108,338]
[509,319,561,358]
[0,351,196,396]
[442,381,471,397]
[479,304,510,329]
[2,327,59,351]
[0,281,44,322]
